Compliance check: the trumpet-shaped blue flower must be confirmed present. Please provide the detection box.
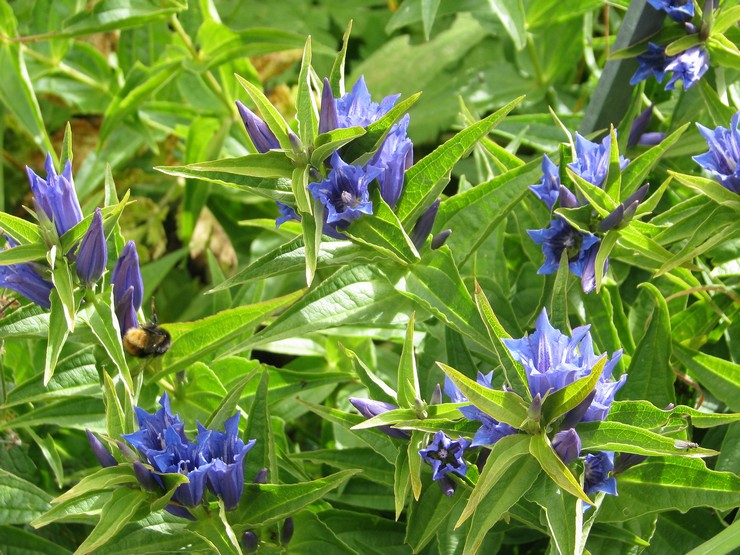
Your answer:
[76,208,107,286]
[665,47,709,91]
[419,431,471,481]
[693,111,740,194]
[630,43,674,86]
[335,76,399,129]
[584,451,618,496]
[0,240,53,308]
[111,241,144,313]
[26,154,83,237]
[568,133,629,189]
[530,155,561,210]
[122,393,256,510]
[444,372,517,447]
[503,309,625,416]
[647,0,694,23]
[370,115,413,209]
[236,101,280,153]
[528,218,601,293]
[307,152,382,228]
[275,202,299,227]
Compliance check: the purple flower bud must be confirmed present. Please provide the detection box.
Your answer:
[76,208,107,286]
[236,101,280,153]
[253,467,268,484]
[115,440,138,462]
[552,429,582,464]
[86,429,118,468]
[528,393,543,421]
[165,504,195,520]
[0,251,53,309]
[628,106,654,148]
[319,78,339,134]
[430,384,443,405]
[280,517,294,545]
[558,185,579,209]
[431,229,452,250]
[26,154,83,237]
[111,241,144,312]
[133,461,161,491]
[437,475,456,496]
[114,285,139,337]
[242,531,259,553]
[410,198,440,250]
[349,397,409,439]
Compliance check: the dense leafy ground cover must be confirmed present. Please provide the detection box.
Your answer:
[0,0,739,553]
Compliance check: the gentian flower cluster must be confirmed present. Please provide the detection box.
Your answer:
[528,134,630,293]
[693,111,740,194]
[1,155,110,308]
[630,2,710,91]
[237,77,426,242]
[445,309,626,501]
[121,393,256,512]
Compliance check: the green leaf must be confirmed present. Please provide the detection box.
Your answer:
[396,96,525,226]
[243,368,278,483]
[0,43,54,154]
[0,212,43,244]
[672,343,740,412]
[296,36,318,145]
[463,456,540,555]
[549,251,570,332]
[685,519,740,555]
[405,476,467,552]
[44,289,71,385]
[82,298,133,396]
[233,470,360,528]
[397,313,420,408]
[300,196,323,285]
[0,241,47,265]
[486,0,526,49]
[668,171,740,211]
[407,430,424,501]
[159,151,294,180]
[27,429,64,489]
[344,189,420,264]
[310,126,366,167]
[329,20,352,95]
[438,362,528,428]
[457,434,530,526]
[74,487,149,555]
[473,282,530,396]
[598,458,740,522]
[50,258,76,331]
[392,247,489,348]
[61,191,132,254]
[340,345,397,403]
[156,290,303,377]
[566,167,616,216]
[0,469,52,525]
[393,446,411,519]
[0,525,71,554]
[61,0,184,37]
[542,357,606,425]
[0,397,105,432]
[204,368,259,430]
[619,283,674,408]
[529,433,591,504]
[607,400,740,429]
[189,501,242,555]
[621,123,689,197]
[527,474,583,555]
[421,0,441,40]
[578,420,718,458]
[235,74,293,150]
[292,449,394,487]
[50,465,136,507]
[698,79,738,125]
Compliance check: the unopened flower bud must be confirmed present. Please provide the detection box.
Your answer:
[75,208,107,286]
[552,429,581,464]
[86,430,117,468]
[280,517,294,545]
[242,531,259,553]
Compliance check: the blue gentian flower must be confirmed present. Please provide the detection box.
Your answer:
[349,397,409,439]
[111,241,144,312]
[693,111,740,194]
[502,309,625,413]
[647,0,694,23]
[418,431,471,481]
[0,240,53,308]
[275,202,299,227]
[665,46,709,90]
[26,154,83,237]
[75,208,107,286]
[528,218,602,293]
[236,101,280,153]
[369,115,413,209]
[630,43,674,86]
[334,76,399,129]
[307,152,382,228]
[444,372,517,447]
[530,155,561,210]
[584,451,618,497]
[122,393,256,510]
[568,133,629,189]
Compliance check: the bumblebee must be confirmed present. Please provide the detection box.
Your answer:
[123,320,171,358]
